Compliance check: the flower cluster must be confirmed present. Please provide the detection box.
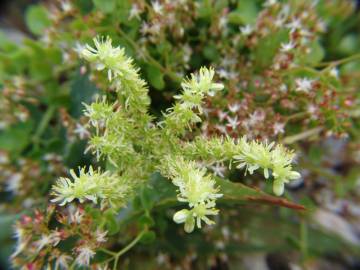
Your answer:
[160,157,222,233]
[183,136,300,196]
[52,37,300,234]
[51,166,133,209]
[162,67,224,135]
[234,138,300,196]
[80,36,150,113]
[11,206,110,269]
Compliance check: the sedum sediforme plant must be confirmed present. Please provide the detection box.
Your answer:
[52,36,300,233]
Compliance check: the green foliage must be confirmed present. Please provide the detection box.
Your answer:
[1,0,360,269]
[25,5,51,35]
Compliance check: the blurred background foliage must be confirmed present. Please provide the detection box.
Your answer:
[0,0,360,269]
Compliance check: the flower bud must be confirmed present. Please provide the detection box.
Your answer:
[184,217,195,233]
[273,180,284,196]
[211,83,224,92]
[173,209,190,224]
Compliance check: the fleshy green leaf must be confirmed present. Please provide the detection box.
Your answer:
[145,65,165,90]
[228,0,258,25]
[92,0,116,13]
[25,5,51,35]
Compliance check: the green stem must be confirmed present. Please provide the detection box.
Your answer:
[69,260,76,270]
[316,53,360,69]
[282,127,323,144]
[115,26,182,83]
[98,229,147,270]
[300,217,308,263]
[32,105,56,146]
[285,111,309,122]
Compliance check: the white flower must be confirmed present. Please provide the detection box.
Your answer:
[329,67,339,78]
[286,18,302,33]
[60,1,72,12]
[34,232,61,252]
[74,42,85,54]
[16,111,28,122]
[11,227,28,258]
[307,104,318,120]
[220,57,236,67]
[69,208,84,224]
[152,1,163,14]
[240,25,253,36]
[209,163,226,178]
[316,19,327,32]
[307,104,317,114]
[192,202,219,229]
[182,44,192,63]
[228,103,241,113]
[273,122,285,135]
[11,241,27,259]
[35,234,52,251]
[5,173,22,194]
[0,121,7,130]
[96,264,110,270]
[226,116,239,130]
[50,231,62,246]
[219,15,227,29]
[217,68,230,79]
[263,0,277,7]
[279,84,288,92]
[280,41,295,52]
[295,78,314,93]
[173,203,219,233]
[55,254,72,269]
[74,123,90,139]
[274,17,286,28]
[215,124,227,134]
[156,253,168,265]
[95,229,108,243]
[76,246,96,266]
[249,110,265,126]
[217,111,228,122]
[129,4,142,20]
[140,22,150,35]
[149,23,161,35]
[0,152,9,164]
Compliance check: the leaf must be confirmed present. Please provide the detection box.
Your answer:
[104,210,121,235]
[92,0,116,13]
[115,0,131,23]
[228,0,258,25]
[203,43,220,61]
[253,29,289,69]
[69,71,99,118]
[136,173,177,212]
[338,34,358,55]
[298,40,325,65]
[74,0,94,14]
[145,65,165,90]
[196,0,213,19]
[0,121,34,155]
[25,5,51,35]
[0,214,19,269]
[140,187,155,211]
[140,231,156,244]
[63,140,92,168]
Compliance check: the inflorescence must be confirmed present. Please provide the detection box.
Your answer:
[52,36,300,233]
